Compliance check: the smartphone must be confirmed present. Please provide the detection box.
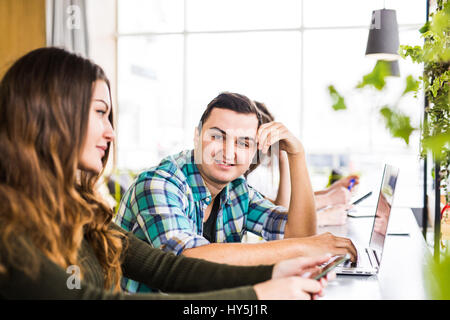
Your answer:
[313,254,350,280]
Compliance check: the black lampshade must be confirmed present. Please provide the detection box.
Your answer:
[365,9,400,61]
[387,60,400,77]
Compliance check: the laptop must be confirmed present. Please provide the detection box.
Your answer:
[335,164,399,276]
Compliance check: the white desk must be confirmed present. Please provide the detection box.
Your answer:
[319,207,432,300]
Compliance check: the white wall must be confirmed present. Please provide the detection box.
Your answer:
[86,0,117,107]
[85,0,117,168]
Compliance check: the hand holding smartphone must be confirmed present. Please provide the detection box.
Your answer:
[313,254,350,280]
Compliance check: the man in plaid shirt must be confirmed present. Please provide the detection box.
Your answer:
[114,92,356,293]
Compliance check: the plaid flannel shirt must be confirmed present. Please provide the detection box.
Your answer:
[114,149,288,293]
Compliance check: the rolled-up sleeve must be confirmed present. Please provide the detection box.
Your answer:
[245,185,288,241]
[116,171,209,256]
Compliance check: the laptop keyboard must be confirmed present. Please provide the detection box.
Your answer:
[343,247,372,268]
[335,248,379,275]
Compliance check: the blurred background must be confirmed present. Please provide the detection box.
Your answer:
[0,0,431,217]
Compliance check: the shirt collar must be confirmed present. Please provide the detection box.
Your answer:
[184,150,232,205]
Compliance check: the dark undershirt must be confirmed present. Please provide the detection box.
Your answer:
[203,195,221,243]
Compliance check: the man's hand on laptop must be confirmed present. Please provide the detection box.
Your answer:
[299,232,358,263]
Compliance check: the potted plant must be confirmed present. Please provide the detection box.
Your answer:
[328,0,449,223]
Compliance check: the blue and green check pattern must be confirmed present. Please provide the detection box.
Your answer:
[114,150,288,293]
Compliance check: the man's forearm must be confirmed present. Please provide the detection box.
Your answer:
[181,239,305,266]
[284,153,316,238]
[182,233,359,265]
[274,151,291,208]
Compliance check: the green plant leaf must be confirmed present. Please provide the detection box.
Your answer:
[402,75,420,96]
[419,21,430,34]
[399,45,423,63]
[422,132,450,161]
[379,106,416,145]
[356,60,391,90]
[430,6,449,37]
[328,85,347,111]
[421,2,450,63]
[426,254,450,299]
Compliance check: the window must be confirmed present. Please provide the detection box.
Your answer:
[117,0,425,208]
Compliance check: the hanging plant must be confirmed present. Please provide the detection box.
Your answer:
[400,0,449,201]
[328,0,449,201]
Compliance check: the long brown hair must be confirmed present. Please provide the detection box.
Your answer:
[0,47,124,291]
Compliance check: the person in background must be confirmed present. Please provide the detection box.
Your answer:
[0,47,334,300]
[246,101,359,227]
[115,91,356,293]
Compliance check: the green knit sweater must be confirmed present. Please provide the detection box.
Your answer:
[0,223,274,299]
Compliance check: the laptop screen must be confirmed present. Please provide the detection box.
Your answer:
[369,164,399,254]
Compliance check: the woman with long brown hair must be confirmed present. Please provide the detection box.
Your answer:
[0,47,334,299]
